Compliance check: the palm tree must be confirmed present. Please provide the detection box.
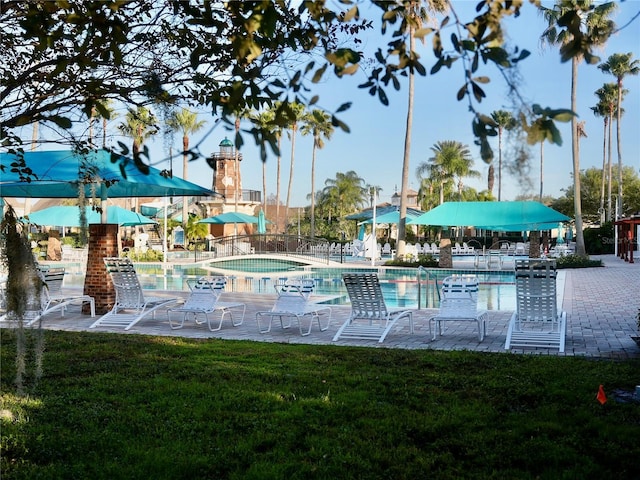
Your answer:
[417,141,479,203]
[118,106,158,213]
[591,82,620,221]
[282,102,306,218]
[490,110,516,200]
[540,0,617,257]
[301,109,334,238]
[97,100,117,149]
[118,106,158,156]
[393,0,448,259]
[184,214,209,245]
[251,108,278,223]
[598,52,639,217]
[167,108,206,228]
[322,171,367,221]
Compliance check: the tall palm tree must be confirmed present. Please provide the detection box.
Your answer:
[167,108,206,228]
[118,106,158,155]
[393,0,448,259]
[591,82,620,221]
[251,108,278,222]
[598,52,639,217]
[301,109,334,238]
[540,0,617,256]
[97,100,117,149]
[118,106,158,212]
[417,141,478,204]
[283,102,306,219]
[322,171,367,219]
[490,110,516,200]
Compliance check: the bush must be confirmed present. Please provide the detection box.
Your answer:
[383,253,439,268]
[555,254,603,269]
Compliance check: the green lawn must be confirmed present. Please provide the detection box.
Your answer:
[2,329,639,479]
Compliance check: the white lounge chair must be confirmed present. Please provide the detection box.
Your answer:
[90,257,179,331]
[256,279,331,336]
[505,259,566,352]
[463,242,475,254]
[167,276,245,331]
[9,267,96,327]
[333,273,414,343]
[429,275,487,341]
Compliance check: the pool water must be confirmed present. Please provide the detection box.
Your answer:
[57,262,516,310]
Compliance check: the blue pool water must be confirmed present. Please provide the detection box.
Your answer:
[56,261,516,310]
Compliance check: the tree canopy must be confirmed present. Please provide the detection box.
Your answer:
[2,0,583,169]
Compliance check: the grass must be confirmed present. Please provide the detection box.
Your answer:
[2,329,639,479]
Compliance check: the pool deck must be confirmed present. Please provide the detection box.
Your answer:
[2,254,639,359]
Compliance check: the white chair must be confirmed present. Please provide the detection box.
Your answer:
[333,273,414,343]
[422,243,433,254]
[429,275,487,342]
[505,259,566,352]
[256,279,331,336]
[431,243,440,254]
[463,242,475,254]
[22,267,96,327]
[167,276,245,331]
[90,257,179,331]
[382,242,392,256]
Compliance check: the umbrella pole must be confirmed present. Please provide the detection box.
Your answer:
[163,197,168,264]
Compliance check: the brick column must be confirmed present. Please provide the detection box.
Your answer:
[83,224,118,314]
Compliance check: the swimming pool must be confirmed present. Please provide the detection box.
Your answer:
[55,261,516,310]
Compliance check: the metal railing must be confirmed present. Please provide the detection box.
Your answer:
[191,234,331,263]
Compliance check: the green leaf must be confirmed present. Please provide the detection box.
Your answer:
[413,27,433,40]
[336,102,351,113]
[50,115,72,129]
[472,76,490,84]
[311,64,328,83]
[471,81,486,102]
[342,5,359,22]
[378,87,388,106]
[547,109,576,122]
[456,84,467,101]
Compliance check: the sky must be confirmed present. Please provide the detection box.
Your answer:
[26,1,640,210]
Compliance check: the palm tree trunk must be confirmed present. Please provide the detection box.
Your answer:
[571,57,586,256]
[182,134,189,229]
[397,28,415,259]
[276,134,282,233]
[615,78,623,217]
[599,117,607,223]
[539,141,544,202]
[606,112,613,221]
[262,157,267,221]
[285,125,297,221]
[498,126,503,201]
[310,141,317,238]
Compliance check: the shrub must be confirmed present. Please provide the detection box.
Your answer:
[555,254,603,269]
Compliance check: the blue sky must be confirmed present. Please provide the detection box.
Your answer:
[190,0,638,208]
[40,1,640,209]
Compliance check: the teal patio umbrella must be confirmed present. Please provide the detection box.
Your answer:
[407,201,570,231]
[360,209,423,225]
[25,205,157,227]
[1,149,216,231]
[257,210,267,234]
[198,212,262,224]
